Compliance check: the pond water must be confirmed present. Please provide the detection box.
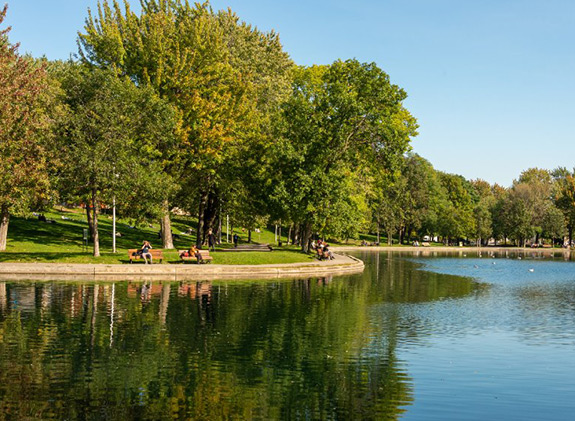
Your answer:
[1,250,575,419]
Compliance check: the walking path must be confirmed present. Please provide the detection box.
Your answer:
[0,253,364,282]
[333,245,570,253]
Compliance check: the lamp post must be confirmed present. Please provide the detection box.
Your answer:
[112,194,116,253]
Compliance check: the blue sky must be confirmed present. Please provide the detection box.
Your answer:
[5,0,575,186]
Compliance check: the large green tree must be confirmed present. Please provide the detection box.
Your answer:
[270,60,417,251]
[400,154,444,243]
[53,63,178,256]
[0,6,53,251]
[470,179,495,246]
[78,0,293,247]
[511,168,554,243]
[552,167,575,245]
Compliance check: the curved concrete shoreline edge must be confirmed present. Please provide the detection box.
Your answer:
[0,253,365,282]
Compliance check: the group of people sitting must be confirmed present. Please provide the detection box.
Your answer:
[312,239,334,260]
[134,241,205,264]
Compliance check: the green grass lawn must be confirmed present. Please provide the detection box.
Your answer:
[0,209,313,265]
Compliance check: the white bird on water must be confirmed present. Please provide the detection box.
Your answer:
[529,268,534,272]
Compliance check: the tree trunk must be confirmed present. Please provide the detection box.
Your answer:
[287,225,292,246]
[248,229,252,243]
[0,204,10,251]
[278,224,282,245]
[92,188,100,257]
[203,191,219,241]
[387,230,393,246]
[86,204,93,241]
[160,199,174,249]
[569,225,573,248]
[196,190,208,247]
[300,222,313,253]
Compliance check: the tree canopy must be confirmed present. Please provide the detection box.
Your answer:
[0,5,53,251]
[52,63,178,256]
[3,1,575,253]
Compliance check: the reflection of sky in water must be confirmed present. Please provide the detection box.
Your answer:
[404,257,575,345]
[412,256,575,286]
[367,255,575,421]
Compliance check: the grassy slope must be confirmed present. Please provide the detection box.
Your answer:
[0,208,313,265]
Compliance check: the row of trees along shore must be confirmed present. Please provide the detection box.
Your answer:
[2,1,575,256]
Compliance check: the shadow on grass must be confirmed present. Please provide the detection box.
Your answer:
[0,252,133,264]
[7,214,197,252]
[8,218,87,248]
[1,252,92,262]
[5,212,312,265]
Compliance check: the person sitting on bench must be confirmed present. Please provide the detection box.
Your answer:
[139,241,153,264]
[322,243,334,260]
[180,244,203,262]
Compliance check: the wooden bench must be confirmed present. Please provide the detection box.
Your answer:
[128,249,164,264]
[179,249,213,264]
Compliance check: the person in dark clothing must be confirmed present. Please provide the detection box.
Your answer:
[207,229,216,252]
[233,233,239,248]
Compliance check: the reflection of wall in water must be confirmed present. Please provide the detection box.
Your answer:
[0,283,5,313]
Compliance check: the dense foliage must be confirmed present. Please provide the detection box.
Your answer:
[0,5,53,251]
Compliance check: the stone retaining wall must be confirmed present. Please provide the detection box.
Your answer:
[0,254,364,282]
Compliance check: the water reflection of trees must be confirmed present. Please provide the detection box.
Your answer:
[0,257,477,419]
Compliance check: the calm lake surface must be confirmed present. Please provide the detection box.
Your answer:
[1,250,575,420]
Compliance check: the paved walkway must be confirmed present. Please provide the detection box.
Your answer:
[333,245,571,253]
[0,253,364,282]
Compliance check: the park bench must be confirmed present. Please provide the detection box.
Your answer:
[179,249,213,264]
[128,249,164,264]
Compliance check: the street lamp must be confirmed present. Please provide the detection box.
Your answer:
[112,167,119,253]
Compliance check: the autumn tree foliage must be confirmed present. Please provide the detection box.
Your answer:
[78,0,293,248]
[0,5,51,251]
